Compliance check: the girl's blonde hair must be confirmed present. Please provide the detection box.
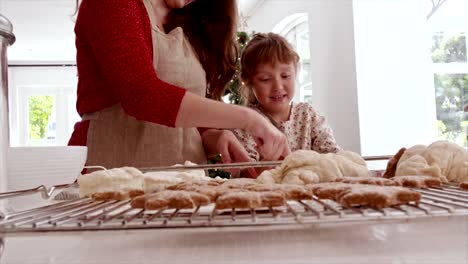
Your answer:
[240,32,300,106]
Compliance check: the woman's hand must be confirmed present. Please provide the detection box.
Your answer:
[201,129,257,177]
[244,110,291,161]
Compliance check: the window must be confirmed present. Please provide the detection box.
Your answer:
[8,66,80,147]
[352,0,468,155]
[273,13,312,104]
[26,94,56,146]
[428,0,468,147]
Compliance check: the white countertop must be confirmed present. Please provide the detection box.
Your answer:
[2,216,467,264]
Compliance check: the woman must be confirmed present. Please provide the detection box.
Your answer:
[69,0,290,169]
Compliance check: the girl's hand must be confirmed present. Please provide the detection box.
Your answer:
[201,129,257,177]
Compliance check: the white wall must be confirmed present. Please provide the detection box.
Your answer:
[353,0,438,156]
[247,0,362,153]
[0,0,76,64]
[0,0,447,156]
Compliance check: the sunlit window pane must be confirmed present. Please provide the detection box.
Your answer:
[431,32,467,63]
[434,73,468,146]
[282,16,312,103]
[28,95,56,146]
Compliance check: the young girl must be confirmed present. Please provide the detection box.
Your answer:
[233,32,341,164]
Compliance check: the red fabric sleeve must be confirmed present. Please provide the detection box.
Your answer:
[77,0,186,127]
[68,120,90,147]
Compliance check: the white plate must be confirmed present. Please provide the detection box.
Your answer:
[6,146,87,191]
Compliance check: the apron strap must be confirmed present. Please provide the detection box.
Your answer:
[142,0,163,33]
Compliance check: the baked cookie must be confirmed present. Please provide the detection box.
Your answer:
[167,179,224,190]
[392,175,442,188]
[130,194,147,208]
[92,189,144,201]
[306,183,352,200]
[277,184,313,200]
[215,191,262,209]
[221,178,257,189]
[166,180,221,202]
[333,176,399,186]
[216,179,278,198]
[131,190,210,210]
[215,179,312,201]
[242,183,278,192]
[383,148,406,178]
[307,182,421,208]
[336,185,421,208]
[460,182,468,190]
[259,192,286,207]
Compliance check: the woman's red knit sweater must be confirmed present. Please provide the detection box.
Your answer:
[68,0,188,146]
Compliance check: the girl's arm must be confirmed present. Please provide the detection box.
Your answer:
[201,129,257,178]
[307,104,342,153]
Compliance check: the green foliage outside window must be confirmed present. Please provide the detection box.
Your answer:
[431,32,466,63]
[28,95,54,140]
[431,32,467,146]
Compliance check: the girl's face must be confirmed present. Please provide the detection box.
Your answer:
[164,0,195,9]
[251,62,296,116]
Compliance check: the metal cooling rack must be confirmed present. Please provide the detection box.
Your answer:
[0,184,467,234]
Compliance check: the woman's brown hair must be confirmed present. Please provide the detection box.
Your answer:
[74,0,238,100]
[240,32,300,106]
[166,0,238,101]
[74,0,81,15]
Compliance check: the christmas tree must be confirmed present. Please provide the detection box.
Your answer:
[208,31,251,179]
[224,31,251,105]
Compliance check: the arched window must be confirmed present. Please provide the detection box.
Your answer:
[273,13,312,104]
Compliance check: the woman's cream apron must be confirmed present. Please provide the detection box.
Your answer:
[84,0,207,168]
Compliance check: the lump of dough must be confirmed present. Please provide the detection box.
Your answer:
[143,161,209,193]
[257,150,369,185]
[396,140,467,182]
[78,167,144,198]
